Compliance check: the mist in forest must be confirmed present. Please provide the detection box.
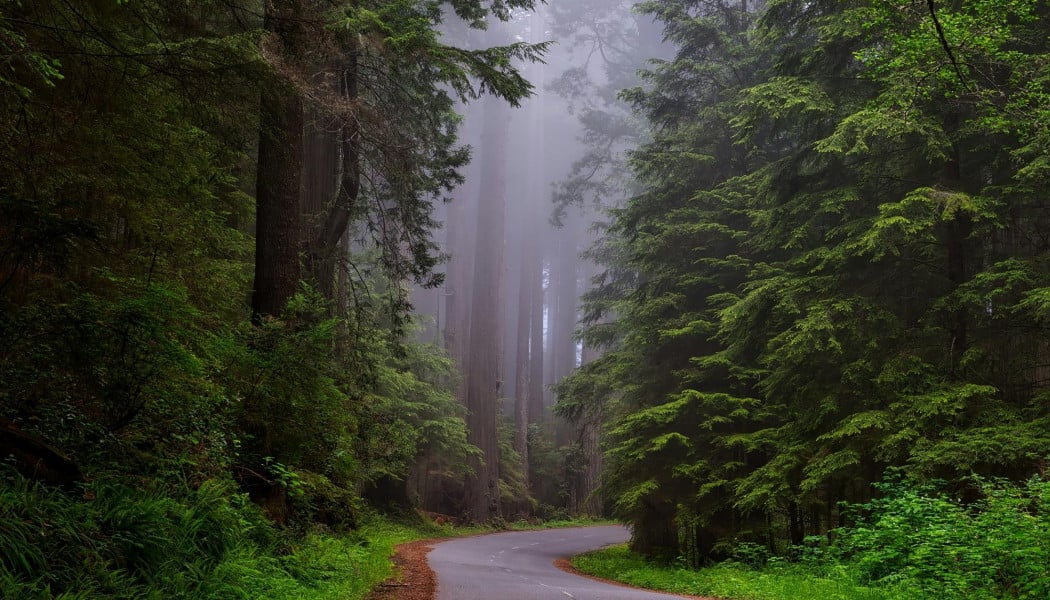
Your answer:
[403,1,669,517]
[6,0,1050,592]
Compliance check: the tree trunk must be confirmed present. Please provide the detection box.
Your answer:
[252,0,306,319]
[302,105,340,297]
[513,228,539,489]
[513,15,546,489]
[552,216,579,388]
[579,416,602,514]
[311,55,360,274]
[463,95,508,522]
[304,52,360,301]
[577,270,603,515]
[529,257,545,422]
[444,127,477,402]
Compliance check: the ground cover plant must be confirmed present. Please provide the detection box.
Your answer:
[573,545,902,600]
[573,475,1050,600]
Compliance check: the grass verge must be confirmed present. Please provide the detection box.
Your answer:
[250,520,433,600]
[571,545,919,600]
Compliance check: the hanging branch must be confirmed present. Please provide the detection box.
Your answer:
[926,0,968,87]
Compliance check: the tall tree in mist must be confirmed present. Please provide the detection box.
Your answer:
[250,0,548,321]
[462,92,511,520]
[546,0,669,517]
[509,6,549,488]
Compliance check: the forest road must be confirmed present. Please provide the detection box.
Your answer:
[428,525,700,600]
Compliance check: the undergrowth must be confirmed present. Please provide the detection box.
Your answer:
[573,545,900,600]
[573,475,1050,600]
[0,468,431,600]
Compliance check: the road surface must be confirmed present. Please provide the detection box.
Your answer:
[428,525,692,600]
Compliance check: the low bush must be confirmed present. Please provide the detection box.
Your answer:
[834,475,1050,599]
[572,475,1050,600]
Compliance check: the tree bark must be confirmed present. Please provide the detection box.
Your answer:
[302,105,340,297]
[552,216,579,388]
[528,256,545,422]
[513,228,539,489]
[575,265,604,515]
[513,12,546,489]
[463,94,508,522]
[252,0,306,319]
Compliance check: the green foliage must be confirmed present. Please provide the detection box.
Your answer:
[571,0,1050,563]
[0,6,565,600]
[0,467,449,600]
[354,324,478,488]
[835,475,1050,599]
[572,544,899,600]
[224,289,353,480]
[0,469,270,599]
[573,474,1050,600]
[343,0,548,106]
[0,0,534,594]
[0,282,238,482]
[524,421,585,513]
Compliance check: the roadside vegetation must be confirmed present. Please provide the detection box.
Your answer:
[0,467,452,600]
[0,463,607,600]
[574,475,1050,600]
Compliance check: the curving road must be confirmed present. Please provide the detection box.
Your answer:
[428,525,693,600]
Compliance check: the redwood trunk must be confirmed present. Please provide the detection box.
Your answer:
[252,0,305,319]
[463,95,508,521]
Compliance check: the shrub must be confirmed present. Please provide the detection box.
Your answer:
[834,475,1050,599]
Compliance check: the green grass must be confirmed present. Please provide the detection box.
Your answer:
[571,545,919,600]
[244,520,433,600]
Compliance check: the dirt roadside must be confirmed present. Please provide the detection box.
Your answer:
[365,538,438,600]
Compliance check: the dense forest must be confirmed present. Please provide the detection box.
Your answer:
[2,0,1050,597]
[0,0,554,596]
[557,0,1050,566]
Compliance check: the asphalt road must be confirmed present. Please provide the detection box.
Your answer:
[428,525,691,600]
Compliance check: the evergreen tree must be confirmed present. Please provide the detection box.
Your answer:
[573,0,1050,560]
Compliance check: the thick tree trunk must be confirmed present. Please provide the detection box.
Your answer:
[302,106,340,297]
[549,216,579,448]
[578,416,602,514]
[463,95,508,522]
[252,0,306,319]
[529,258,546,422]
[630,502,679,560]
[444,149,476,402]
[513,19,546,489]
[303,52,360,301]
[513,231,539,489]
[312,56,360,270]
[551,217,579,388]
[577,273,603,515]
